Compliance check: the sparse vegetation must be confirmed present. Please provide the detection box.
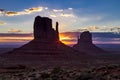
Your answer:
[0,64,120,80]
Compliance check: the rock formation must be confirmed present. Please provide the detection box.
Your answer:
[73,31,107,55]
[1,16,94,68]
[33,16,59,41]
[78,31,92,44]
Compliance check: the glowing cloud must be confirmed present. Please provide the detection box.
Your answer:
[59,33,75,45]
[0,21,6,25]
[24,7,43,13]
[71,26,120,33]
[52,9,63,12]
[5,7,44,16]
[6,11,19,16]
[76,26,99,32]
[50,14,57,17]
[60,13,74,17]
[68,8,73,10]
[8,29,22,33]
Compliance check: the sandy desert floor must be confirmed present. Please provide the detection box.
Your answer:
[0,48,120,80]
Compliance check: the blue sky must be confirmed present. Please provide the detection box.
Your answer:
[0,0,120,33]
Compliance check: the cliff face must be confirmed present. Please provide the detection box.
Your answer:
[77,31,92,44]
[34,16,59,42]
[73,31,107,55]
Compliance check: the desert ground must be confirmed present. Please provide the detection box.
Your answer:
[0,47,120,80]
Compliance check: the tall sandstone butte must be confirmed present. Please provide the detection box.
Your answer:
[34,16,59,42]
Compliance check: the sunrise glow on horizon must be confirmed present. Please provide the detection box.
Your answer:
[0,32,120,47]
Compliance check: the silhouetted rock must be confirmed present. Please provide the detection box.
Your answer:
[1,16,94,68]
[73,31,107,55]
[78,31,92,44]
[34,16,59,42]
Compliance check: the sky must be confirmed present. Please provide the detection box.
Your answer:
[0,0,120,46]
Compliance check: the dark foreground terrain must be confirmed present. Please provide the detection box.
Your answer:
[0,64,120,80]
[0,49,120,80]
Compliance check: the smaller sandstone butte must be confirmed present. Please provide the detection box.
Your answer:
[73,31,107,55]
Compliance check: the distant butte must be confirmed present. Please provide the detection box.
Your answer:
[73,31,107,55]
[1,16,94,68]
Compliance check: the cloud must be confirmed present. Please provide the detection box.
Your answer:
[0,33,32,43]
[24,7,43,13]
[49,8,75,18]
[71,25,120,33]
[0,33,32,37]
[68,8,73,10]
[0,21,6,25]
[98,26,120,33]
[52,9,63,12]
[6,11,19,16]
[0,32,119,46]
[73,26,99,32]
[61,32,120,45]
[8,29,22,33]
[5,7,44,16]
[60,32,79,38]
[110,27,120,33]
[0,9,4,16]
[0,6,107,33]
[60,13,74,17]
[0,9,4,12]
[50,14,57,17]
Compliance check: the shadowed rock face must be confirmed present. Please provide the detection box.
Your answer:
[78,31,92,44]
[34,16,59,42]
[73,31,107,54]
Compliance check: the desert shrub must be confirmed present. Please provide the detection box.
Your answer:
[28,73,36,77]
[40,72,50,79]
[51,75,59,80]
[75,72,93,80]
[51,67,63,74]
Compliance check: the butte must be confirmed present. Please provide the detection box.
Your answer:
[73,31,107,55]
[1,16,94,68]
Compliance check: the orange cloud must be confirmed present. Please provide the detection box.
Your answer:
[6,11,19,16]
[0,32,120,46]
[24,7,43,14]
[5,7,43,16]
[59,33,77,45]
[0,33,33,43]
[0,36,33,42]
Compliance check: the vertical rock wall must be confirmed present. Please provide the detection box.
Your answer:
[33,16,59,42]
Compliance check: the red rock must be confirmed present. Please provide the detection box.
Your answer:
[73,31,107,55]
